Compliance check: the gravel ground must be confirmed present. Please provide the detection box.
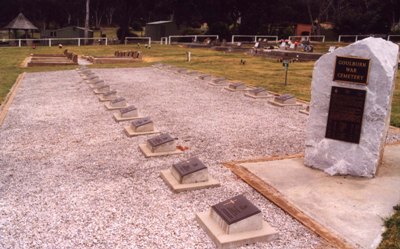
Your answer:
[0,66,398,249]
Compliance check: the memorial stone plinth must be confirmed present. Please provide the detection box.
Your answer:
[305,38,398,177]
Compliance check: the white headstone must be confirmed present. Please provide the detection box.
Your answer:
[305,38,398,177]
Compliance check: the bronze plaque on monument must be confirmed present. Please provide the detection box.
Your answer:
[333,56,370,84]
[325,86,366,143]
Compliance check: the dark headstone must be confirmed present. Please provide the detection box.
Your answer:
[131,117,152,128]
[276,94,294,101]
[172,157,207,177]
[211,195,261,225]
[96,85,109,90]
[229,82,244,89]
[111,97,125,104]
[147,133,174,148]
[325,86,366,144]
[249,87,265,94]
[103,90,117,97]
[120,105,137,114]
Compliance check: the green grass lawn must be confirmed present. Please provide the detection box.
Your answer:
[379,205,400,249]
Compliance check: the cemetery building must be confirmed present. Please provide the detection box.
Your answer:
[295,23,312,36]
[41,26,94,44]
[145,20,181,41]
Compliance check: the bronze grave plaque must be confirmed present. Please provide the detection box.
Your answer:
[131,117,152,128]
[147,133,174,148]
[211,194,261,225]
[333,56,370,84]
[172,157,206,177]
[325,86,366,143]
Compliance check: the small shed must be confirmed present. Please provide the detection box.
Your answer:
[295,24,312,36]
[41,26,94,39]
[3,13,38,39]
[145,20,180,41]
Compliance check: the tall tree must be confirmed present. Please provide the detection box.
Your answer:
[84,0,90,43]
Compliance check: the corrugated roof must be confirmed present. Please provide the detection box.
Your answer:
[146,20,173,25]
[4,13,38,30]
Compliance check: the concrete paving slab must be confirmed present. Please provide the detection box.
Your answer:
[238,144,400,249]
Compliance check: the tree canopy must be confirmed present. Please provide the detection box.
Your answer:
[0,0,398,35]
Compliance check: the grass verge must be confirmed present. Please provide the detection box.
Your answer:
[379,205,400,249]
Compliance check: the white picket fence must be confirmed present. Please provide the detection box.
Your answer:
[338,34,387,42]
[0,37,108,47]
[168,35,219,45]
[231,35,278,43]
[124,37,152,46]
[288,35,326,42]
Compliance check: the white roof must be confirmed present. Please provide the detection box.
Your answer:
[146,20,173,25]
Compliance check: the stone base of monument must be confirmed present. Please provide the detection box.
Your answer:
[139,133,184,157]
[85,78,100,84]
[299,105,310,115]
[98,94,118,102]
[198,74,212,80]
[160,170,220,192]
[224,84,254,92]
[113,113,142,122]
[186,71,201,76]
[196,210,277,249]
[244,88,274,99]
[197,195,278,248]
[208,78,228,86]
[93,86,110,94]
[160,157,220,192]
[82,75,97,80]
[124,125,159,137]
[268,94,302,107]
[104,102,128,110]
[89,82,105,89]
[139,144,184,157]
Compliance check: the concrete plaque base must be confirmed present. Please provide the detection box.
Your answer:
[224,86,254,92]
[160,169,220,192]
[208,81,228,86]
[104,102,128,110]
[93,87,110,94]
[139,143,184,158]
[113,113,142,122]
[244,93,274,99]
[98,96,117,102]
[267,100,302,107]
[124,126,160,137]
[196,211,278,249]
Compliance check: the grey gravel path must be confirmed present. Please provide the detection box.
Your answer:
[0,66,398,249]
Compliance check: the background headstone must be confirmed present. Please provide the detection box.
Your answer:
[305,38,398,177]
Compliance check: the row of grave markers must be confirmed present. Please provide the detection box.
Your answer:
[75,65,279,248]
[153,63,309,112]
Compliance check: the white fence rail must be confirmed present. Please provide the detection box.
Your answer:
[338,34,387,42]
[288,35,325,42]
[387,35,400,42]
[124,37,152,46]
[160,37,168,45]
[231,35,278,43]
[0,37,108,47]
[168,35,219,45]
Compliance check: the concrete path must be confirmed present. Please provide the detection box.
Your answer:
[240,144,400,249]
